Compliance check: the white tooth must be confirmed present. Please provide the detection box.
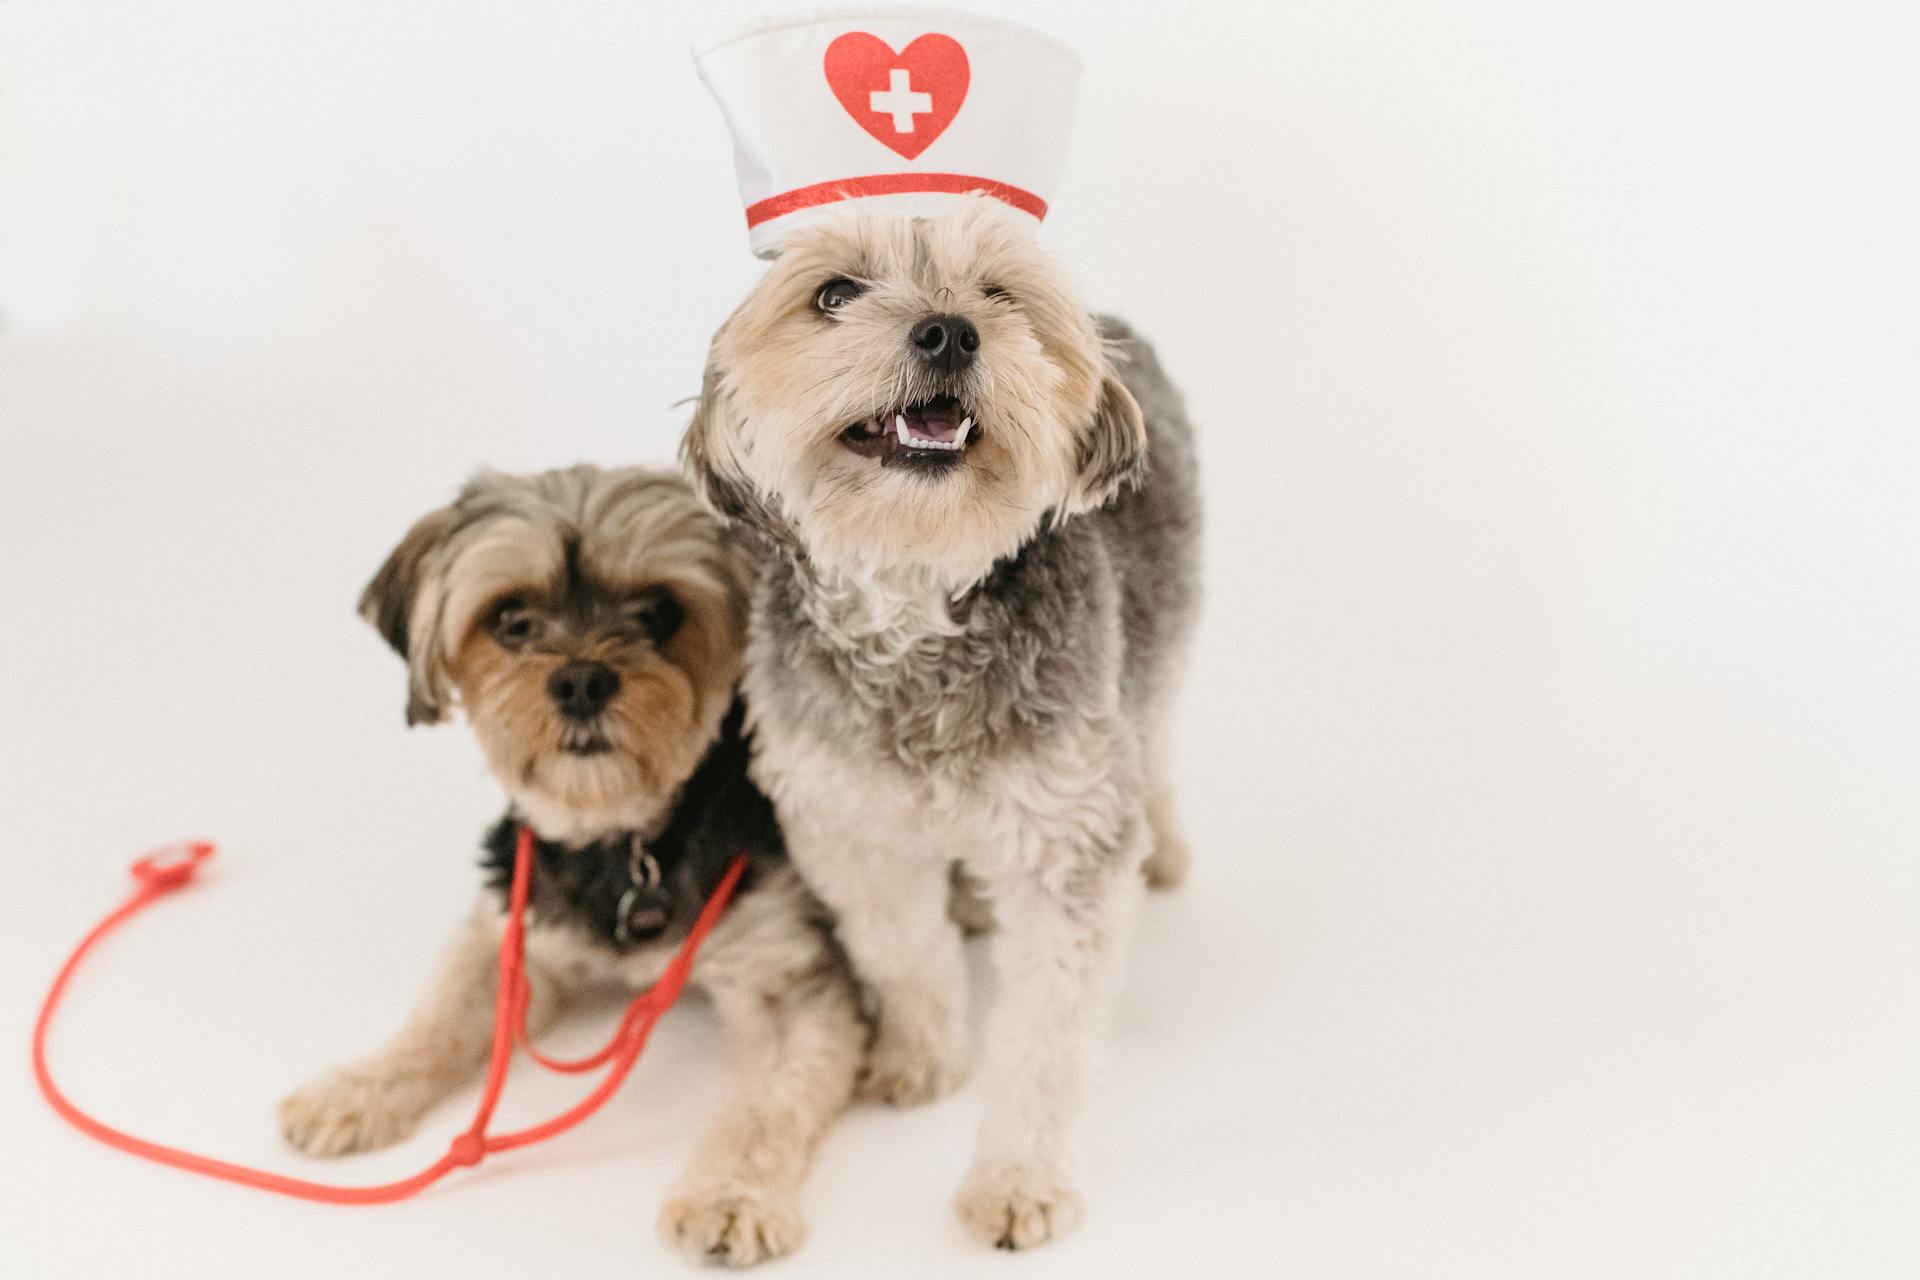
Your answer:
[895,414,910,445]
[955,418,973,448]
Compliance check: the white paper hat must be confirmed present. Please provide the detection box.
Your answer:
[695,8,1081,257]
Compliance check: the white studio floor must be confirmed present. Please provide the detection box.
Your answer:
[3,3,1917,1277]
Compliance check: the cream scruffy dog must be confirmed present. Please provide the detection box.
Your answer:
[683,196,1201,1248]
[278,465,865,1267]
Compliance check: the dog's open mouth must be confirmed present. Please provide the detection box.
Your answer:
[838,395,977,469]
[560,727,612,756]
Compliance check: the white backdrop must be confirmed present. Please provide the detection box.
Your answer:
[3,3,1916,1277]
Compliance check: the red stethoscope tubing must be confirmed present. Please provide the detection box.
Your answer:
[31,829,747,1204]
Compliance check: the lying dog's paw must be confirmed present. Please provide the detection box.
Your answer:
[659,1183,806,1268]
[955,1160,1085,1250]
[857,1016,968,1106]
[278,1069,425,1157]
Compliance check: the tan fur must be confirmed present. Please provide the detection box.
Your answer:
[282,466,864,1267]
[947,863,997,935]
[447,618,721,827]
[684,195,1145,588]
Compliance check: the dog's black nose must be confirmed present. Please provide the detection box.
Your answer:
[548,660,619,720]
[909,313,979,375]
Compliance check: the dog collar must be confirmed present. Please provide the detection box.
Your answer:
[483,822,692,954]
[479,698,777,952]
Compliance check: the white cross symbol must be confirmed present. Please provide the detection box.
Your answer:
[869,68,933,134]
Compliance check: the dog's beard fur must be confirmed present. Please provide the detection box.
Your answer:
[362,466,749,842]
[450,627,715,838]
[685,196,1147,589]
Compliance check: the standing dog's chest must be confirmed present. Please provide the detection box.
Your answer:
[747,533,1124,775]
[749,624,1047,774]
[745,666,1140,880]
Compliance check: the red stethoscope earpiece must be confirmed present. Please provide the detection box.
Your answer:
[32,828,747,1204]
[128,841,215,891]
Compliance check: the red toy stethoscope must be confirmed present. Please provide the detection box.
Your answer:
[31,827,747,1204]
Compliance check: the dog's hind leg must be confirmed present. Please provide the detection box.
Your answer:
[818,844,969,1106]
[773,791,972,1107]
[1140,723,1192,890]
[278,900,583,1157]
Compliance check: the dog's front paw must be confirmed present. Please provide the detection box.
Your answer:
[955,1160,1085,1250]
[857,1015,968,1106]
[659,1183,807,1267]
[279,1069,428,1157]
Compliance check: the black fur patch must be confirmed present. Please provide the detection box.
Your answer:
[479,698,782,951]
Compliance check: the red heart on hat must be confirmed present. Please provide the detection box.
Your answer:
[823,32,970,161]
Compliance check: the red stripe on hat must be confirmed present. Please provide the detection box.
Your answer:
[745,173,1047,228]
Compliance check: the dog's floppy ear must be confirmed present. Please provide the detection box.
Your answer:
[680,370,749,525]
[359,503,461,726]
[1065,367,1149,515]
[681,340,782,543]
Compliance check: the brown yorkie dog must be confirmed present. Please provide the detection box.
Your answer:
[279,465,865,1267]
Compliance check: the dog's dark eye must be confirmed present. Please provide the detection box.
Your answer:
[489,598,536,648]
[981,283,1010,302]
[625,587,685,646]
[815,278,864,314]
